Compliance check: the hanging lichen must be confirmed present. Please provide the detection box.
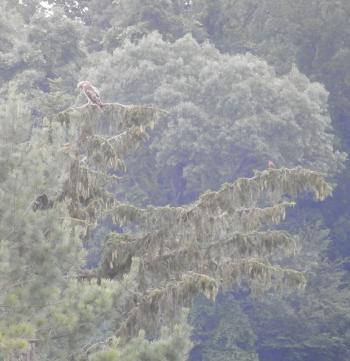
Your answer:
[107,167,330,244]
[98,167,330,338]
[45,102,332,343]
[42,102,164,237]
[115,270,218,340]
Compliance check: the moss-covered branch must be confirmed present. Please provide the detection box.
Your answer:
[45,102,163,138]
[100,230,297,282]
[108,167,331,230]
[113,259,305,340]
[115,271,218,340]
[108,201,294,243]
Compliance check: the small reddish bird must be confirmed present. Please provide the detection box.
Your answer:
[268,160,276,169]
[77,81,104,110]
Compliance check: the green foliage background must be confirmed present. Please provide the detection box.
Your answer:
[1,0,350,360]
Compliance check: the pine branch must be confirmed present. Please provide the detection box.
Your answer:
[44,102,166,227]
[94,166,329,340]
[108,201,294,239]
[115,271,218,340]
[113,259,305,340]
[219,258,306,293]
[139,231,296,284]
[107,168,331,235]
[100,227,298,279]
[46,102,164,136]
[40,100,332,348]
[84,134,126,172]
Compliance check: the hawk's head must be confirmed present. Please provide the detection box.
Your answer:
[77,81,91,90]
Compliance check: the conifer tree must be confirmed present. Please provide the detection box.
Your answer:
[0,37,336,361]
[0,3,346,361]
[0,89,83,360]
[41,97,332,359]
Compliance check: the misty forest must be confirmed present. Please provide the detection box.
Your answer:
[1,0,350,360]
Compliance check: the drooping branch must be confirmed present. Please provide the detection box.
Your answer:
[78,125,154,173]
[99,167,330,287]
[100,227,297,281]
[42,103,165,228]
[125,231,297,286]
[218,258,306,292]
[108,201,294,243]
[94,166,329,341]
[46,102,164,139]
[106,168,331,244]
[193,166,332,208]
[115,270,218,340]
[40,101,332,348]
[113,258,305,340]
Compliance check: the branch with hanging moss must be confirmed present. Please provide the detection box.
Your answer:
[106,167,331,232]
[78,123,155,171]
[114,271,218,341]
[195,166,331,210]
[107,200,295,244]
[83,134,126,172]
[37,99,333,353]
[45,102,166,136]
[61,158,117,204]
[55,123,153,176]
[80,126,153,171]
[78,165,122,184]
[113,258,305,341]
[90,166,329,342]
[100,230,298,283]
[43,103,166,224]
[218,258,307,293]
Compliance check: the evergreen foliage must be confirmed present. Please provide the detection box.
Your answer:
[0,88,331,359]
[79,34,345,205]
[0,2,349,360]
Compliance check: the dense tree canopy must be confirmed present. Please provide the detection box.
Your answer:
[79,33,345,205]
[1,1,349,361]
[0,83,332,360]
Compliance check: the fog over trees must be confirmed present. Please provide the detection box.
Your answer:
[1,1,350,361]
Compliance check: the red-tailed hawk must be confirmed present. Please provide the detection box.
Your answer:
[77,81,104,110]
[268,160,277,169]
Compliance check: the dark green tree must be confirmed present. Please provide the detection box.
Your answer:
[0,3,347,360]
[33,87,332,360]
[78,33,345,205]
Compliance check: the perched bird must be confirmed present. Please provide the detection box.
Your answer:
[268,160,277,169]
[77,81,104,110]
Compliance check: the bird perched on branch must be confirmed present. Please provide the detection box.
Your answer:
[77,81,104,110]
[268,160,277,169]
